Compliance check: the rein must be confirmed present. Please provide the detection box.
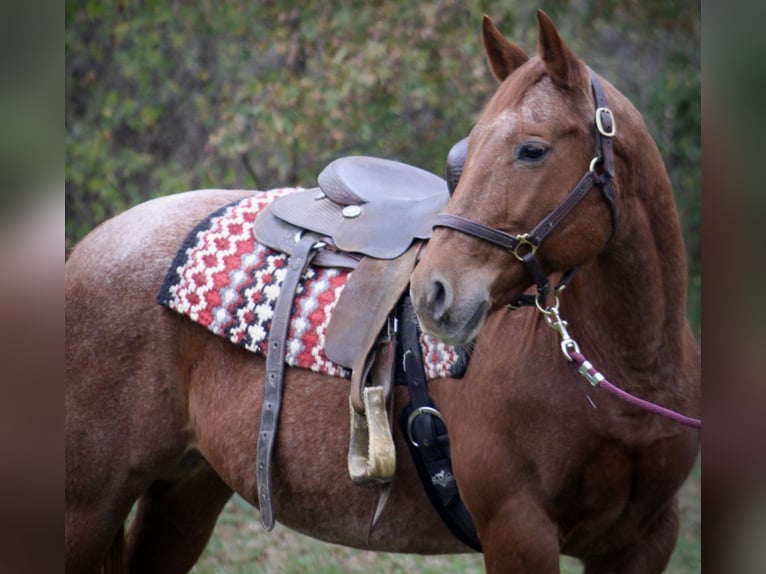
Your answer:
[431,68,702,429]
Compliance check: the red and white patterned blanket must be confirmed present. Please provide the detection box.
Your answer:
[158,188,466,380]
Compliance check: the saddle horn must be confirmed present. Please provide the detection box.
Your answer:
[445,136,469,196]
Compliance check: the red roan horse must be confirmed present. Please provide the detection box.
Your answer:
[65,11,700,574]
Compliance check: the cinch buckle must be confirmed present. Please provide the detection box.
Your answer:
[406,406,444,447]
[595,107,616,137]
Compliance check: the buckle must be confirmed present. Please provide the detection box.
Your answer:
[510,233,538,261]
[406,406,444,447]
[595,107,616,137]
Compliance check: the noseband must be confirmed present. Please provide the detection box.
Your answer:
[433,68,618,309]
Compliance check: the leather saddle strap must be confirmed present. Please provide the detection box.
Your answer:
[396,296,482,551]
[256,236,320,531]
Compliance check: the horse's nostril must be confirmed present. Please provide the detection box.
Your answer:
[429,279,450,322]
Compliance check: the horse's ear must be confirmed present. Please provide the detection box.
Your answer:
[536,9,580,88]
[481,15,529,82]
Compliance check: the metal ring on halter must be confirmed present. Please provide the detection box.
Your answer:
[589,156,602,174]
[535,292,560,315]
[406,406,444,447]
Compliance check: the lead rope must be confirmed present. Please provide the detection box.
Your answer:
[537,293,702,429]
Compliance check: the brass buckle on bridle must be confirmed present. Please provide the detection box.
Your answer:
[510,233,538,261]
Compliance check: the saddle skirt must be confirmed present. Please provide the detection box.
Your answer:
[157,188,467,381]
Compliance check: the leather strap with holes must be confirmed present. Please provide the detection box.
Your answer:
[256,236,319,530]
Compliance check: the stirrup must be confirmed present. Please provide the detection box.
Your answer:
[348,386,396,484]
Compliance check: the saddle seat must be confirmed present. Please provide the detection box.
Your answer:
[265,156,449,260]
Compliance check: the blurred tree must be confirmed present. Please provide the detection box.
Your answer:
[65,0,699,331]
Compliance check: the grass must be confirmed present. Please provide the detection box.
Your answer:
[190,460,700,573]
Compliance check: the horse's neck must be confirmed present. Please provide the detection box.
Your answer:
[565,136,690,375]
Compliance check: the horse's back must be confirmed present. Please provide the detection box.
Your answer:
[67,189,255,273]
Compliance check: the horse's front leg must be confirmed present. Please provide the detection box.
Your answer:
[475,493,560,574]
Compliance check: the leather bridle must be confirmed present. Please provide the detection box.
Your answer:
[433,68,618,309]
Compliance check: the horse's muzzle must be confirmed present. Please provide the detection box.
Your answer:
[410,272,489,345]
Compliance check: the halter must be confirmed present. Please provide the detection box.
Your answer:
[433,68,618,309]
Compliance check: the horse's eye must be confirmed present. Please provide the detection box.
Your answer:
[516,142,550,162]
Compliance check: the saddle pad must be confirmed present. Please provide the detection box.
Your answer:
[157,188,467,380]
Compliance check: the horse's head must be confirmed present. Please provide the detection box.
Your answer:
[411,10,622,344]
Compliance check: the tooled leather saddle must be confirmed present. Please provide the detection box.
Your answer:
[253,148,481,551]
[253,156,448,526]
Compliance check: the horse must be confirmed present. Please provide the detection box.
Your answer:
[65,10,700,574]
[409,10,700,573]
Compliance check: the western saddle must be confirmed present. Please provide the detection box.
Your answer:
[253,156,449,529]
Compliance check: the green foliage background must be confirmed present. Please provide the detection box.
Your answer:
[65,0,700,331]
